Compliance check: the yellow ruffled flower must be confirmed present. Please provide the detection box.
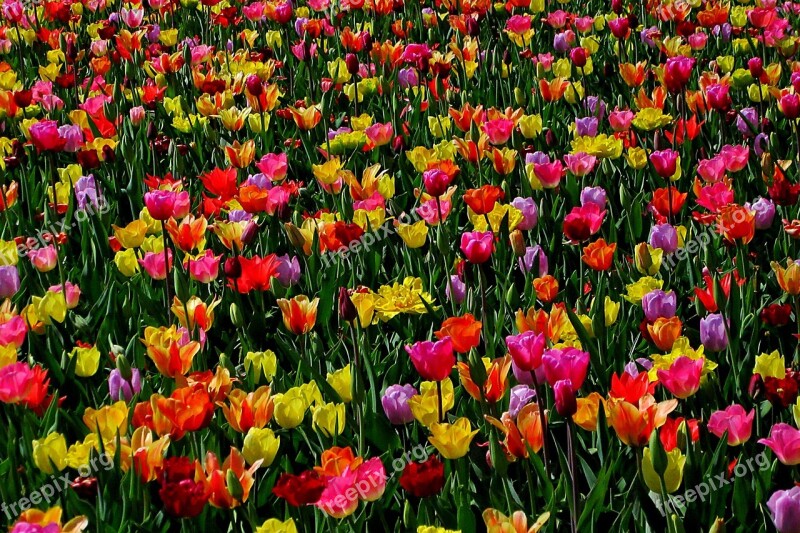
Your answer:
[632,108,673,131]
[754,350,786,379]
[374,277,435,321]
[625,147,649,170]
[624,277,663,304]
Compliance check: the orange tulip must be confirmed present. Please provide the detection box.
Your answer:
[142,325,201,378]
[225,139,255,169]
[605,395,678,447]
[533,275,559,302]
[165,215,208,252]
[131,426,171,482]
[277,295,319,335]
[491,147,517,175]
[133,394,182,440]
[218,386,274,433]
[156,385,215,434]
[458,355,511,403]
[201,447,260,508]
[289,105,322,130]
[647,316,682,351]
[313,446,363,477]
[582,239,616,271]
[573,392,605,431]
[236,185,270,213]
[486,402,544,460]
[717,204,755,245]
[771,259,800,295]
[435,313,482,353]
[539,78,569,102]
[619,62,646,87]
[171,296,220,332]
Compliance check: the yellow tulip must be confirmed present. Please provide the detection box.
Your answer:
[428,417,478,459]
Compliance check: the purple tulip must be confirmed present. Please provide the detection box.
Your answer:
[649,223,679,253]
[510,197,539,230]
[641,289,677,322]
[446,275,466,304]
[519,245,548,277]
[108,367,142,402]
[274,254,301,286]
[768,486,800,533]
[584,96,606,121]
[575,117,598,137]
[381,384,417,424]
[0,265,20,299]
[508,385,536,418]
[700,313,729,351]
[748,197,775,229]
[525,151,550,166]
[737,107,758,137]
[580,186,607,208]
[75,174,103,212]
[398,68,419,89]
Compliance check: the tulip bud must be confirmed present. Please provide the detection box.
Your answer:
[219,353,235,374]
[345,53,360,75]
[545,129,556,147]
[569,47,587,68]
[553,380,577,417]
[284,223,307,250]
[403,499,416,529]
[241,220,259,247]
[226,469,244,501]
[510,230,526,256]
[709,517,726,533]
[748,57,763,78]
[230,303,244,328]
[649,427,668,477]
[116,354,132,381]
[338,287,357,323]
[246,74,263,96]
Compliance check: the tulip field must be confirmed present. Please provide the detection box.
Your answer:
[6,0,800,531]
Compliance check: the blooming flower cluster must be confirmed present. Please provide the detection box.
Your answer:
[4,0,800,531]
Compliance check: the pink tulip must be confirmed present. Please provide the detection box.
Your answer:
[29,245,58,273]
[696,157,727,183]
[719,144,750,172]
[0,362,34,404]
[483,118,515,145]
[29,120,67,153]
[416,198,451,225]
[404,337,455,382]
[139,250,173,280]
[186,250,221,283]
[608,110,634,131]
[316,469,360,518]
[144,190,191,221]
[760,423,800,465]
[650,149,679,178]
[460,231,495,264]
[505,331,546,372]
[707,404,755,446]
[542,347,590,390]
[563,153,597,177]
[0,316,26,348]
[365,122,394,147]
[657,356,703,399]
[422,169,453,197]
[255,153,288,181]
[533,160,564,188]
[354,458,386,501]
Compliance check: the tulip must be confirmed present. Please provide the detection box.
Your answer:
[446,275,466,304]
[29,245,58,272]
[381,384,418,424]
[220,386,274,433]
[68,343,101,377]
[29,120,67,152]
[642,447,685,493]
[505,331,546,372]
[272,388,309,429]
[144,190,191,221]
[277,295,319,335]
[580,186,607,208]
[422,168,452,197]
[700,313,729,351]
[772,259,800,295]
[428,417,478,459]
[748,197,776,229]
[435,314,482,354]
[768,487,800,533]
[460,231,494,264]
[532,160,563,188]
[509,385,537,418]
[243,427,280,467]
[650,149,680,179]
[553,379,577,416]
[641,290,676,322]
[399,456,445,498]
[649,224,678,253]
[109,367,142,402]
[32,432,68,473]
[542,347,590,390]
[707,404,754,446]
[519,245,549,276]
[311,402,346,437]
[663,56,694,93]
[759,423,800,465]
[510,197,539,230]
[647,316,682,351]
[405,337,455,381]
[657,356,703,399]
[0,265,20,298]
